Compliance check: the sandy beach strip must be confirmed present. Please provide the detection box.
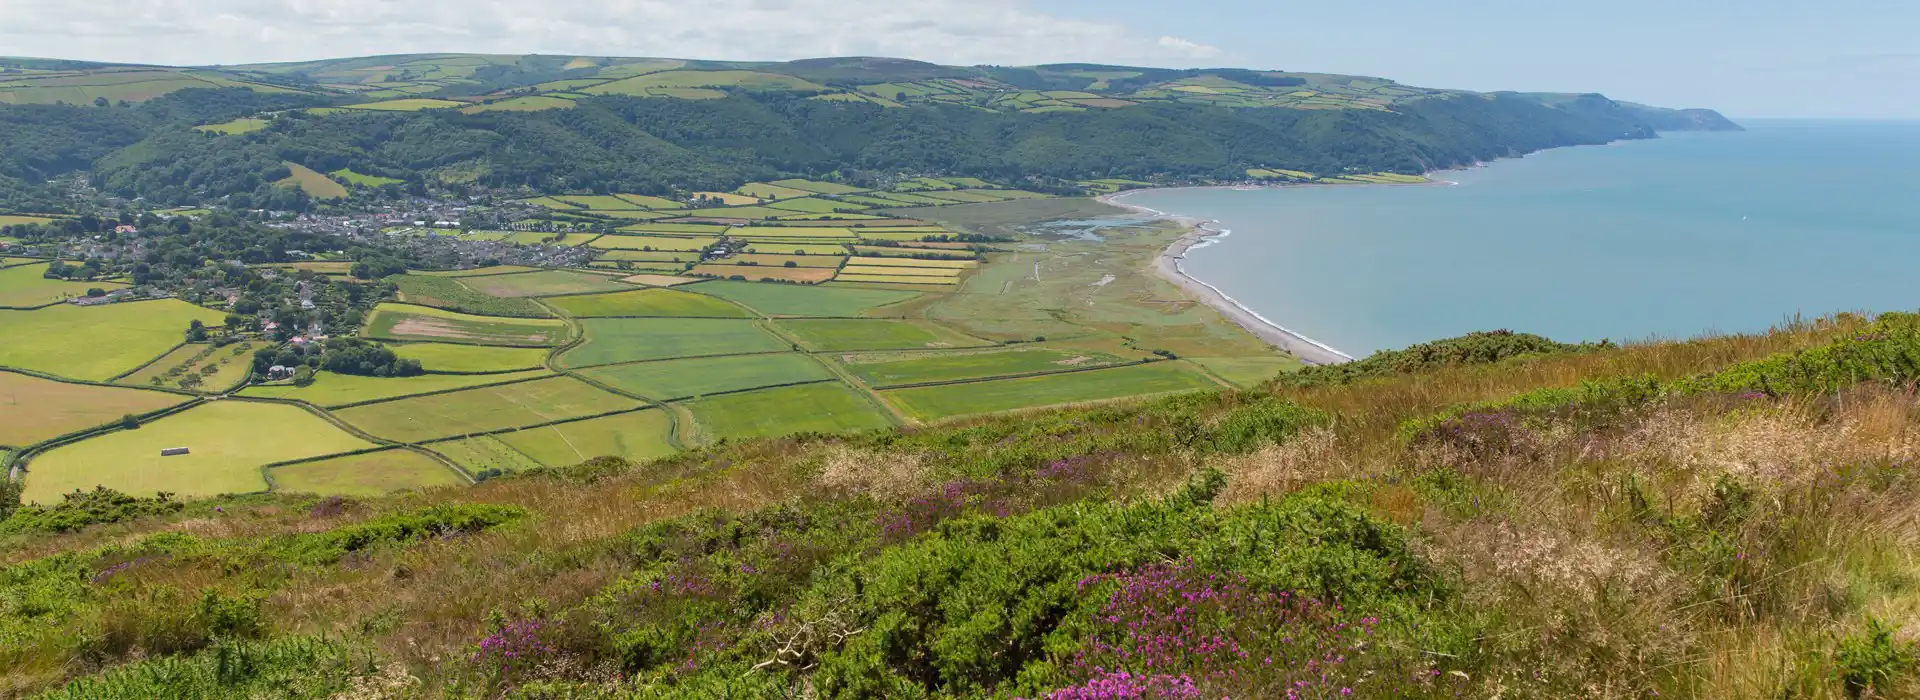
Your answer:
[1100,190,1356,366]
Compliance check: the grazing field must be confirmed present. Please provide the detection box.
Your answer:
[844,256,975,269]
[424,435,544,474]
[1187,356,1302,388]
[837,346,1132,387]
[728,226,854,240]
[684,206,794,220]
[597,250,695,262]
[560,318,787,368]
[689,265,836,284]
[621,223,731,235]
[116,341,257,393]
[614,194,686,209]
[335,376,641,443]
[850,245,975,259]
[416,265,545,277]
[684,383,893,443]
[0,263,125,307]
[343,98,463,111]
[236,369,551,407]
[460,95,575,113]
[881,362,1217,422]
[456,270,631,298]
[544,288,750,318]
[766,197,863,214]
[691,192,762,206]
[836,273,960,286]
[589,235,718,251]
[619,274,701,287]
[0,300,227,381]
[888,197,1127,238]
[776,319,991,352]
[267,449,464,496]
[276,162,348,200]
[731,254,844,267]
[330,168,405,186]
[580,353,833,399]
[19,401,376,502]
[194,117,269,135]
[840,265,964,278]
[391,343,551,373]
[496,410,677,467]
[745,243,852,255]
[392,275,551,317]
[555,195,641,210]
[582,70,825,95]
[363,303,570,346]
[0,371,188,446]
[693,280,918,317]
[736,183,817,200]
[770,179,867,195]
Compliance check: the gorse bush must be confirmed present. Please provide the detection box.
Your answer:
[0,487,185,535]
[1277,330,1612,388]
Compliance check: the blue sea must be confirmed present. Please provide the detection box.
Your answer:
[1122,120,1920,357]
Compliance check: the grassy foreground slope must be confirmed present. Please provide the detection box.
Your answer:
[3,312,1918,699]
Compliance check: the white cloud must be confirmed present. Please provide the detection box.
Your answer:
[0,0,1226,68]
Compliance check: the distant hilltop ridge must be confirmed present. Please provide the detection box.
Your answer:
[0,53,1739,210]
[0,53,1736,128]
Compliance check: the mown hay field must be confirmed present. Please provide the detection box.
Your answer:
[389,343,551,373]
[844,256,975,269]
[236,369,552,408]
[685,383,893,442]
[836,273,960,286]
[579,353,833,400]
[20,401,376,502]
[455,270,630,298]
[692,280,918,317]
[0,301,226,381]
[744,243,852,256]
[881,362,1218,421]
[559,318,788,368]
[776,319,991,352]
[689,265,836,284]
[0,264,125,308]
[495,410,677,467]
[362,304,570,347]
[267,449,465,497]
[424,435,544,474]
[0,371,188,446]
[589,235,718,251]
[334,376,640,443]
[544,289,750,318]
[732,254,844,268]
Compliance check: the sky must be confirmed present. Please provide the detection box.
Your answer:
[0,0,1912,118]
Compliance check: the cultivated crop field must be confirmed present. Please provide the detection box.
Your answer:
[0,300,227,381]
[390,343,551,373]
[363,304,570,346]
[393,275,551,317]
[589,235,718,251]
[19,400,376,502]
[454,270,630,298]
[560,318,788,368]
[685,383,893,443]
[335,376,640,443]
[579,353,834,400]
[0,370,188,446]
[693,280,918,317]
[776,319,991,352]
[494,410,677,467]
[881,362,1218,422]
[689,265,836,284]
[236,369,553,408]
[268,449,464,496]
[544,288,750,318]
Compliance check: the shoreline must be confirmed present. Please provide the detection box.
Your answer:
[1100,189,1358,366]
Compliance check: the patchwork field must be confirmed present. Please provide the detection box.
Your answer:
[615,194,686,209]
[267,449,465,496]
[693,280,919,317]
[745,243,853,255]
[619,223,730,235]
[424,435,544,474]
[544,288,750,318]
[194,117,270,135]
[684,383,894,443]
[589,235,718,251]
[770,179,867,195]
[580,353,833,400]
[732,254,844,267]
[736,183,816,200]
[363,304,570,346]
[1187,356,1303,388]
[766,198,863,214]
[836,273,962,286]
[0,263,125,308]
[0,300,227,381]
[236,369,552,408]
[691,192,762,206]
[0,371,189,446]
[19,401,377,502]
[455,270,631,298]
[390,343,551,373]
[116,341,258,393]
[392,275,551,317]
[335,376,641,443]
[776,319,992,352]
[495,410,677,467]
[619,274,701,287]
[331,168,404,186]
[417,266,545,278]
[837,346,1133,387]
[342,98,463,111]
[881,362,1218,422]
[688,265,836,284]
[727,226,854,240]
[560,318,788,368]
[844,256,975,269]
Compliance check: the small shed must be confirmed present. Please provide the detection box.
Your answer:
[160,447,190,457]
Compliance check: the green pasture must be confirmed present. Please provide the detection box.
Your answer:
[776,319,991,352]
[461,95,575,113]
[20,401,376,503]
[0,370,188,447]
[597,250,695,263]
[693,280,918,317]
[268,449,464,496]
[744,243,852,256]
[426,435,544,474]
[496,410,677,467]
[560,318,787,368]
[882,362,1218,422]
[0,263,125,308]
[555,195,640,210]
[544,288,750,318]
[330,168,404,186]
[735,183,816,200]
[770,179,867,195]
[391,342,551,373]
[619,223,729,235]
[580,353,833,400]
[342,98,463,111]
[685,206,791,220]
[236,369,551,408]
[335,376,641,443]
[116,341,256,393]
[590,235,718,251]
[582,70,825,96]
[838,346,1131,387]
[615,194,686,209]
[416,265,545,277]
[392,275,550,317]
[194,118,269,135]
[456,270,630,298]
[684,383,893,443]
[767,197,864,213]
[0,300,226,381]
[362,303,570,347]
[1186,356,1302,387]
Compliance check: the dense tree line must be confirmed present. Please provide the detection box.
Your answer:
[0,88,1676,206]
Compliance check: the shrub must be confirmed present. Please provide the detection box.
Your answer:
[1278,330,1611,388]
[1837,617,1914,699]
[0,487,184,535]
